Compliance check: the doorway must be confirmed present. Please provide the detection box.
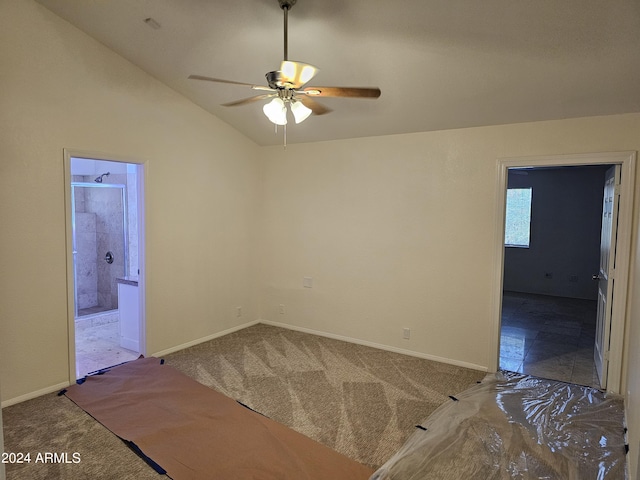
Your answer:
[490,152,636,394]
[499,165,607,388]
[64,152,146,380]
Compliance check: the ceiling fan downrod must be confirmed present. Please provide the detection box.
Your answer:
[278,0,297,61]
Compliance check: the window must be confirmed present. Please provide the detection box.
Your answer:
[505,188,532,247]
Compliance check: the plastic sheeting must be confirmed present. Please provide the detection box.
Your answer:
[372,372,627,479]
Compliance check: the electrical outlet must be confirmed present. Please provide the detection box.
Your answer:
[279,304,285,315]
[403,328,411,340]
[236,306,242,317]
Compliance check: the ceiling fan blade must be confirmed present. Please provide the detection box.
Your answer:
[222,94,275,107]
[301,86,381,98]
[297,95,332,115]
[188,75,272,91]
[279,61,318,88]
[188,74,255,86]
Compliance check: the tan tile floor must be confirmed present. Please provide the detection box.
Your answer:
[499,291,600,388]
[75,311,139,378]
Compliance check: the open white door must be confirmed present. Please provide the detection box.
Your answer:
[594,165,621,389]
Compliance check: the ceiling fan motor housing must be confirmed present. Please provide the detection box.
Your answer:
[278,0,297,9]
[265,71,282,90]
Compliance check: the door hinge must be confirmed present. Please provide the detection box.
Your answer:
[614,184,621,196]
[604,350,610,362]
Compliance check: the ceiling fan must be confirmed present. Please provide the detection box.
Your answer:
[188,0,381,131]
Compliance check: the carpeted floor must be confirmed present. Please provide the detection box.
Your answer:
[3,324,485,479]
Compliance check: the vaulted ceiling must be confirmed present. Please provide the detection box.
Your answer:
[36,0,640,146]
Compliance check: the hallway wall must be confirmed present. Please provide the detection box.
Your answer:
[503,166,609,300]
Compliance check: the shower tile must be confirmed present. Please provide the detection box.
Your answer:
[76,212,96,231]
[108,234,125,262]
[76,258,97,280]
[96,211,124,235]
[109,173,127,184]
[78,293,98,310]
[97,292,111,310]
[76,234,96,255]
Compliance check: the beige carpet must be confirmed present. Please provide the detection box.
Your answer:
[164,324,485,468]
[3,324,485,479]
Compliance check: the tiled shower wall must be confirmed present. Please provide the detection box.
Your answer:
[73,174,131,313]
[75,208,98,309]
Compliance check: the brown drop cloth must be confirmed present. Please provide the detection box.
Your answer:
[64,357,373,480]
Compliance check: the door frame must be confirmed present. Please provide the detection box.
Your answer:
[63,149,147,382]
[489,151,636,394]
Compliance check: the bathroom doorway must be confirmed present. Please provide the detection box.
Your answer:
[65,152,146,380]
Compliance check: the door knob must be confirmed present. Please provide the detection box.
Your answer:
[105,251,114,264]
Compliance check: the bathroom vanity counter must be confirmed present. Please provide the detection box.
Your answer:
[116,276,139,287]
[116,277,140,352]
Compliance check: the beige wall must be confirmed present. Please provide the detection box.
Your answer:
[0,0,261,401]
[260,114,640,367]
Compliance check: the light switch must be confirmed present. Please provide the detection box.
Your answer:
[303,277,313,288]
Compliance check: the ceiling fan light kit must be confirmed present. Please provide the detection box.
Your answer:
[263,98,287,125]
[290,100,313,123]
[188,0,380,143]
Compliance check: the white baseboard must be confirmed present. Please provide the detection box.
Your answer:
[259,319,488,372]
[120,337,139,352]
[152,319,260,357]
[2,381,70,408]
[3,318,485,408]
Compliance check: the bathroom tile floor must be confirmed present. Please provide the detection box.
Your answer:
[75,313,139,378]
[499,291,600,388]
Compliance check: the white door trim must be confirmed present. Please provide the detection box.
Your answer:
[63,149,147,383]
[489,151,636,394]
[0,374,5,480]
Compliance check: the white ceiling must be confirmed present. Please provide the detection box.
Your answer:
[36,0,640,146]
